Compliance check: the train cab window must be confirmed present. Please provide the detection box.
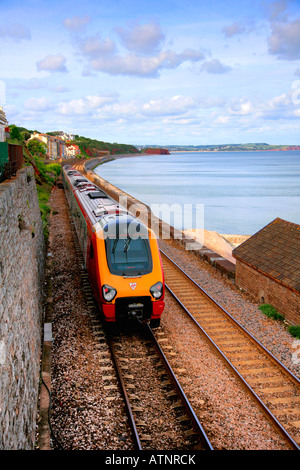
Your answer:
[105,236,152,276]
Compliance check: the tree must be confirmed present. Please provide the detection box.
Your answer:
[27,139,47,156]
[9,125,22,141]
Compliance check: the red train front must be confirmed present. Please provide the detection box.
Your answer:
[62,165,164,328]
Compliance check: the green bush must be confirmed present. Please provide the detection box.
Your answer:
[259,304,285,322]
[33,156,55,184]
[46,163,61,177]
[287,325,300,339]
[36,183,52,241]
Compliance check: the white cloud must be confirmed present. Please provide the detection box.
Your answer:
[268,18,300,60]
[141,95,197,116]
[267,0,289,22]
[78,35,116,59]
[87,48,205,78]
[214,115,230,124]
[115,20,165,55]
[201,59,232,74]
[37,54,68,73]
[57,93,118,115]
[75,21,206,78]
[9,78,46,90]
[222,20,255,38]
[222,22,247,38]
[229,99,254,116]
[24,97,53,112]
[0,23,31,41]
[63,15,91,32]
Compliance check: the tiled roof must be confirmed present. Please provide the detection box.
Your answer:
[232,218,300,292]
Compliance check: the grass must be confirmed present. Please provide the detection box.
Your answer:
[287,325,300,339]
[258,303,285,322]
[36,182,53,242]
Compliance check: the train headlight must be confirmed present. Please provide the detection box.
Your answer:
[150,282,163,300]
[102,284,117,302]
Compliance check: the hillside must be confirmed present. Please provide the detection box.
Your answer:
[10,125,139,157]
[153,143,300,152]
[74,135,138,157]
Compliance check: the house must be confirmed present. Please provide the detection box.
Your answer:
[65,143,80,158]
[0,106,8,142]
[232,218,300,325]
[28,133,66,160]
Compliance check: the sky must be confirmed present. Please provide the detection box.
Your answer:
[1,0,300,146]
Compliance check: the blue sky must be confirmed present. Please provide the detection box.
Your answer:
[1,0,300,145]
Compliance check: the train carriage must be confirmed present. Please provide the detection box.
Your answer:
[62,165,164,327]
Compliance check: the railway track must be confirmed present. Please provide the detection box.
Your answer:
[160,250,300,450]
[105,322,213,450]
[71,220,212,450]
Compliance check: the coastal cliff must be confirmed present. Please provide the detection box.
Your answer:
[144,148,170,155]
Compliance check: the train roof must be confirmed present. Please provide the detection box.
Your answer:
[64,166,149,237]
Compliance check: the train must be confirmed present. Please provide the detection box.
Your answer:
[62,165,165,328]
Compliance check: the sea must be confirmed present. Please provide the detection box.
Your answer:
[94,151,300,236]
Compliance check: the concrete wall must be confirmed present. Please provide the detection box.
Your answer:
[235,261,300,325]
[0,166,45,449]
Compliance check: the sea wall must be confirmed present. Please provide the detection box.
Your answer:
[0,166,45,449]
[81,158,236,280]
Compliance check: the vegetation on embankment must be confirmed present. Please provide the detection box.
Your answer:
[259,303,300,339]
[7,127,60,241]
[8,124,139,240]
[46,131,139,156]
[22,146,61,241]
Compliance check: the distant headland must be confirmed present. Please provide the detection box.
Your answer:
[139,143,300,153]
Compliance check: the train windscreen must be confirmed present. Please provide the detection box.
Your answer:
[105,236,153,276]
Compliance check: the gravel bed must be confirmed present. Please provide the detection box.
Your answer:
[159,238,300,380]
[110,326,203,450]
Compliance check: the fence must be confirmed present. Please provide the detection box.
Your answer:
[0,143,24,182]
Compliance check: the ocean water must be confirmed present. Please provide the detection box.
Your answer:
[94,151,300,235]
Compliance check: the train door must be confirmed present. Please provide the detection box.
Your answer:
[86,234,100,302]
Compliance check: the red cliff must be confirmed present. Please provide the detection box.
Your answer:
[144,148,170,155]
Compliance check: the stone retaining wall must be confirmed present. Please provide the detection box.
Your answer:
[0,166,45,449]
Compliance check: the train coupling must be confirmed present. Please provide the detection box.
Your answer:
[127,302,144,321]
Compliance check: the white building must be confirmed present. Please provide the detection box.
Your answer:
[0,106,8,142]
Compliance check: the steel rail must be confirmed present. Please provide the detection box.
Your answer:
[105,326,143,450]
[160,249,300,451]
[143,322,214,450]
[105,321,214,450]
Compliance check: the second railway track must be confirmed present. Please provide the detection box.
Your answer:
[105,322,213,450]
[160,249,300,450]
